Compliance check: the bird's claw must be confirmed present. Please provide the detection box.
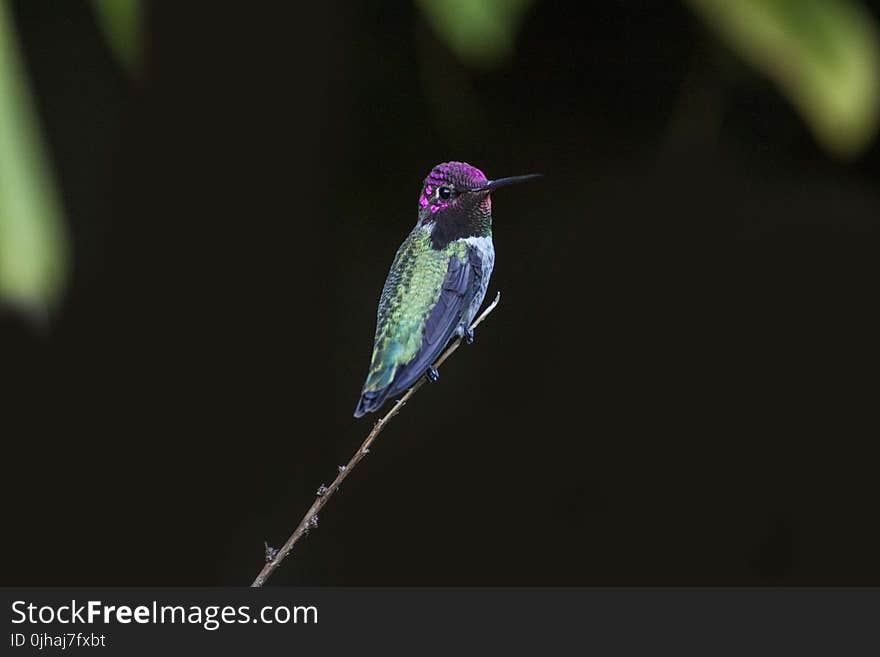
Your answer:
[425,367,440,383]
[463,327,474,345]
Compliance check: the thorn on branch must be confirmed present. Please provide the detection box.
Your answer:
[316,484,329,497]
[338,465,347,474]
[309,515,319,529]
[264,541,280,563]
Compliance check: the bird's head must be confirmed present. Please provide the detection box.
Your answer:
[417,161,541,248]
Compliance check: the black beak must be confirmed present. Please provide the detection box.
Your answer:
[470,173,543,193]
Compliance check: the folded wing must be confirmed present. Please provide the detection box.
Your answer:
[354,244,480,417]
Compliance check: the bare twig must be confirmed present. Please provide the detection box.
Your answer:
[251,291,502,587]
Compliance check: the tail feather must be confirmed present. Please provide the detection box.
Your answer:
[353,387,392,418]
[354,358,428,417]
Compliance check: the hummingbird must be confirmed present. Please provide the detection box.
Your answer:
[354,161,541,418]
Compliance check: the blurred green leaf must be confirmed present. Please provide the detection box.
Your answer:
[90,0,143,72]
[0,0,68,310]
[417,0,533,68]
[687,0,880,157]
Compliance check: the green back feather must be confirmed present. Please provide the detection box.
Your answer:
[363,229,467,392]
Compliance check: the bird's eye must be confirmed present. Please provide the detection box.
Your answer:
[438,186,452,200]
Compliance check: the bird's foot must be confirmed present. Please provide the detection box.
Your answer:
[425,367,440,383]
[463,327,474,345]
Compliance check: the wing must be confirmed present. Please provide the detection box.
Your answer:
[354,236,481,417]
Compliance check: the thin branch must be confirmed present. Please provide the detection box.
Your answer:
[251,291,502,587]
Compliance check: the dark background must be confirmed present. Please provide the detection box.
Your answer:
[2,0,879,585]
